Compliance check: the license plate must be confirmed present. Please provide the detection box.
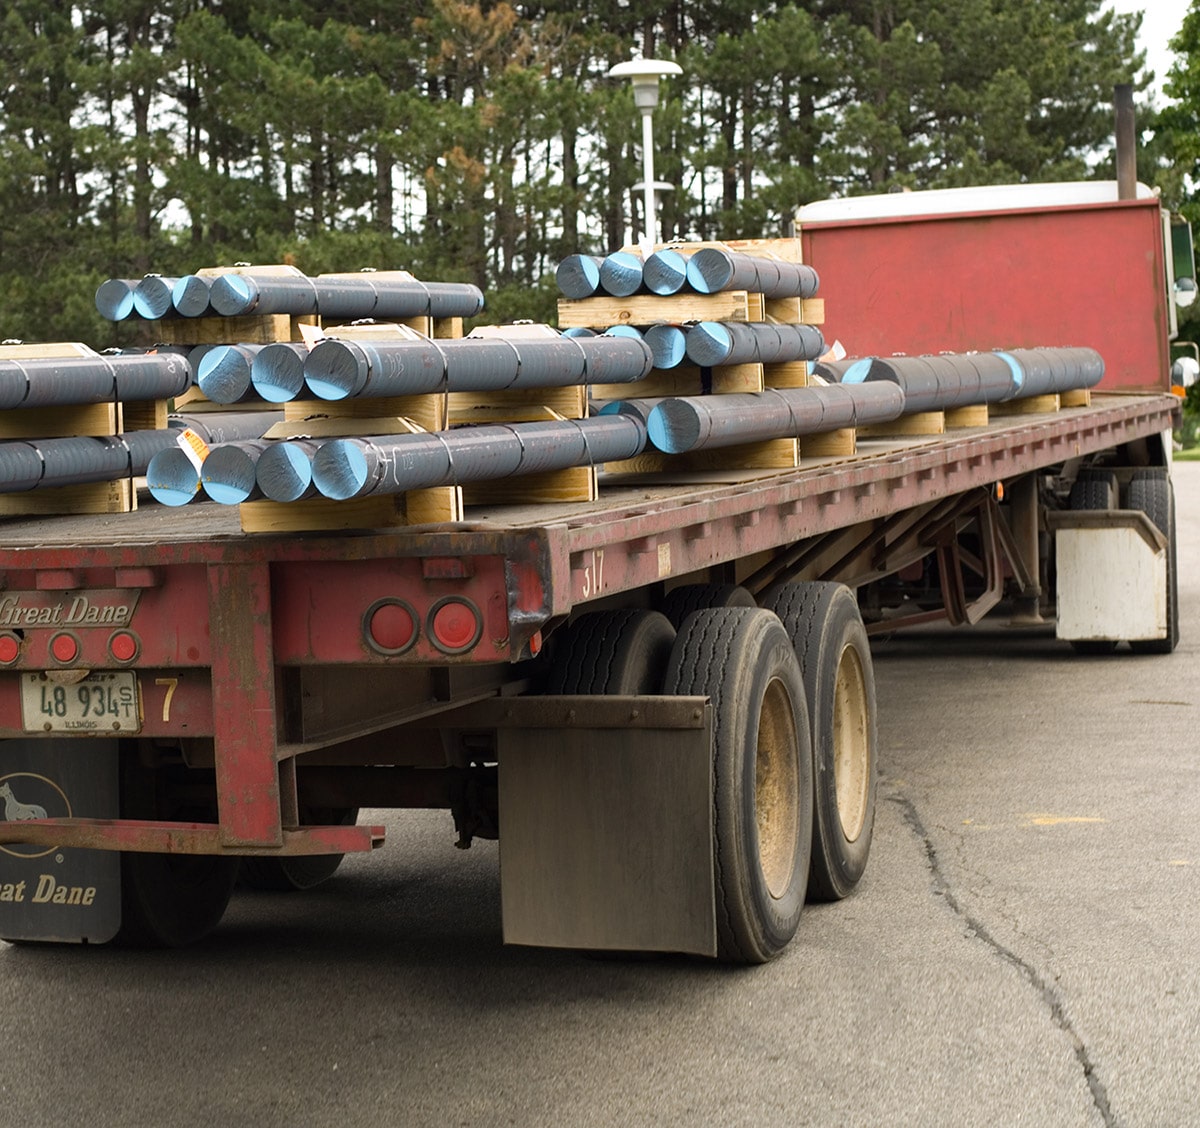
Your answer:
[21,671,140,733]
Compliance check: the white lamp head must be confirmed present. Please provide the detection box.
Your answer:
[608,58,682,111]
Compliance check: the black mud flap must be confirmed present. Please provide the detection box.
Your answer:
[0,739,121,944]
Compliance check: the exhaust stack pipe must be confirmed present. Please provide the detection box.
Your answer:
[1115,83,1137,201]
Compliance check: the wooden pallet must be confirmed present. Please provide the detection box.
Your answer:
[991,393,1060,416]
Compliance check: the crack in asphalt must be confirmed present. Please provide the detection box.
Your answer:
[889,792,1117,1128]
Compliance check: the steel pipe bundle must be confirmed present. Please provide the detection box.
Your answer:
[994,347,1105,398]
[645,382,906,454]
[0,433,173,493]
[0,411,275,495]
[303,332,653,401]
[685,248,820,299]
[0,352,192,410]
[642,250,689,295]
[311,415,647,500]
[684,321,826,368]
[145,415,285,506]
[196,344,265,404]
[250,342,311,403]
[204,272,485,320]
[555,255,604,299]
[255,440,321,502]
[599,252,644,298]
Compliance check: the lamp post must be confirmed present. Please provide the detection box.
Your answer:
[608,58,682,245]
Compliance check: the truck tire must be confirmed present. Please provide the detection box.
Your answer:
[546,609,676,694]
[1128,470,1179,654]
[658,583,755,629]
[663,607,812,963]
[239,807,359,892]
[762,582,877,902]
[115,754,238,948]
[1067,469,1120,656]
[1068,467,1117,511]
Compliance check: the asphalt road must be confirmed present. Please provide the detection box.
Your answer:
[3,463,1199,1127]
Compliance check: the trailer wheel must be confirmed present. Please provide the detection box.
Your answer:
[239,807,359,892]
[763,582,877,902]
[115,755,238,948]
[1068,468,1118,511]
[658,583,755,629]
[1128,470,1179,655]
[664,607,812,963]
[1066,469,1120,655]
[547,609,676,694]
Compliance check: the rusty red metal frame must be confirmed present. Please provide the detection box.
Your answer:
[0,393,1175,858]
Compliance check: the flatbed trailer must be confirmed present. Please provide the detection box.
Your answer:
[0,181,1186,962]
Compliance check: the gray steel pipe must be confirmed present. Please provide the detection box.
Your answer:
[250,342,311,403]
[643,324,687,369]
[146,448,203,507]
[255,439,321,502]
[311,415,647,500]
[196,344,266,404]
[0,353,192,410]
[994,347,1105,398]
[556,255,604,299]
[132,276,181,320]
[95,279,139,321]
[208,273,485,320]
[595,397,663,427]
[841,349,1088,412]
[685,248,820,299]
[810,358,861,383]
[201,440,269,504]
[171,275,214,318]
[599,252,644,297]
[645,383,904,453]
[642,249,689,295]
[648,384,902,453]
[304,333,653,401]
[684,321,825,368]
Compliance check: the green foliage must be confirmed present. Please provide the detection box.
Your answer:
[0,0,1160,341]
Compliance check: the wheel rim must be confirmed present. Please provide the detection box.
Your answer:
[755,676,800,899]
[832,643,871,843]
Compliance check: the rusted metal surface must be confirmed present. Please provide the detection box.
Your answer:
[0,394,1176,676]
[208,561,282,847]
[0,817,383,855]
[801,198,1170,394]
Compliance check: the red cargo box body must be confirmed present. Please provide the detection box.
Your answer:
[799,187,1170,394]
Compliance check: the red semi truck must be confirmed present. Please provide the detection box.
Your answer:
[0,178,1185,962]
